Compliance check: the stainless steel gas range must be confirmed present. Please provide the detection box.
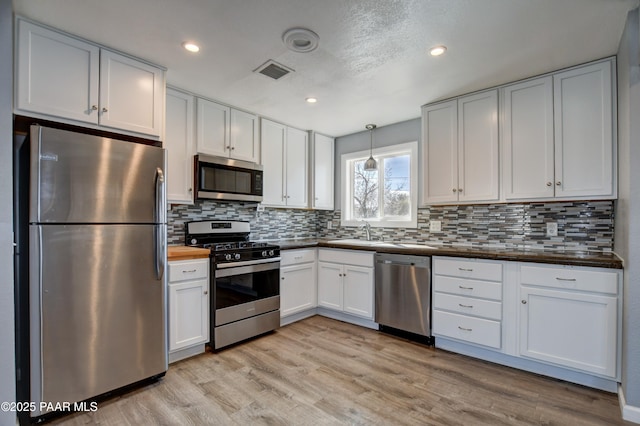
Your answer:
[185,220,281,350]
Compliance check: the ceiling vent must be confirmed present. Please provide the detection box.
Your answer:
[254,60,294,80]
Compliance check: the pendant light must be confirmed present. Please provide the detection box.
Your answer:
[364,124,377,171]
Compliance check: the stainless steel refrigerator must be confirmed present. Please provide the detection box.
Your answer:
[15,125,167,421]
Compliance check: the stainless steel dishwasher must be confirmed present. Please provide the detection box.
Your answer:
[375,253,432,341]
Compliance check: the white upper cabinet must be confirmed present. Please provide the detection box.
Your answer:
[503,60,615,201]
[261,119,286,206]
[196,98,259,163]
[99,50,164,136]
[554,61,614,198]
[503,77,555,199]
[261,119,308,208]
[196,98,230,157]
[457,90,499,202]
[15,19,164,138]
[165,88,195,204]
[422,90,499,204]
[16,19,100,124]
[311,133,335,210]
[230,109,260,163]
[422,100,458,204]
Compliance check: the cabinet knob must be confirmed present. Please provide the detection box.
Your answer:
[281,277,285,280]
[458,188,463,192]
[231,147,235,150]
[189,188,193,192]
[102,107,108,113]
[452,188,457,193]
[91,105,98,111]
[556,181,561,186]
[226,145,231,150]
[204,291,208,295]
[521,300,527,304]
[546,182,552,187]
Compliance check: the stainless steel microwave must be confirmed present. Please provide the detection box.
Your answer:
[194,155,263,202]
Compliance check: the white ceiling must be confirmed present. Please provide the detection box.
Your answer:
[12,0,639,137]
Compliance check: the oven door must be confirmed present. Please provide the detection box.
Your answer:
[214,260,280,326]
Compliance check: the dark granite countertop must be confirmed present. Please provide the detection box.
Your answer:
[273,239,623,269]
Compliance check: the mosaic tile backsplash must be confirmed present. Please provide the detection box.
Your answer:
[168,200,615,252]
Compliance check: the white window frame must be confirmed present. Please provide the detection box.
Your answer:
[341,141,418,228]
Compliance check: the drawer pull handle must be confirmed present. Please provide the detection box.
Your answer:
[182,269,197,273]
[458,286,474,290]
[458,268,473,272]
[458,326,472,332]
[294,256,303,260]
[555,277,577,282]
[522,300,527,304]
[458,304,473,308]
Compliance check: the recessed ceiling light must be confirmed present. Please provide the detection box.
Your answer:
[429,45,447,56]
[306,97,318,103]
[183,42,200,53]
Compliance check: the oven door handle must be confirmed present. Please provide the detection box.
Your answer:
[215,259,281,278]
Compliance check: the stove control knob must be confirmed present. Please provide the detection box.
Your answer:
[268,250,275,257]
[190,238,197,245]
[234,253,241,260]
[262,250,268,257]
[225,254,232,261]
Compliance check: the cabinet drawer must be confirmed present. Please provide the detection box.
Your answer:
[318,249,374,267]
[433,310,501,349]
[169,259,209,282]
[520,265,618,295]
[280,249,316,266]
[433,276,502,301]
[433,293,502,320]
[433,257,502,281]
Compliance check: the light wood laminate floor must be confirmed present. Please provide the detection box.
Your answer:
[51,316,630,425]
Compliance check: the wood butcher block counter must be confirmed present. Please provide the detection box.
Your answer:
[167,246,210,261]
[275,239,623,269]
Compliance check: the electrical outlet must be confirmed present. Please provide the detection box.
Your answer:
[429,220,442,233]
[327,221,332,230]
[546,222,558,237]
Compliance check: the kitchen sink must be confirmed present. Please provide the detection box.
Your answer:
[326,239,436,250]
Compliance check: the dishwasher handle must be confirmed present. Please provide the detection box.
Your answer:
[377,259,429,267]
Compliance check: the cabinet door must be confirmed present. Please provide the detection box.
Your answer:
[165,88,195,204]
[342,265,374,319]
[312,133,335,210]
[99,50,163,136]
[503,77,555,199]
[196,98,230,157]
[280,263,317,317]
[16,19,99,124]
[422,100,458,204]
[230,109,259,163]
[285,127,309,207]
[317,262,343,311]
[169,279,209,351]
[457,90,499,202]
[553,61,614,198]
[519,286,617,377]
[261,119,286,206]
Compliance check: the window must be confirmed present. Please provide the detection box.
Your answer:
[341,141,418,228]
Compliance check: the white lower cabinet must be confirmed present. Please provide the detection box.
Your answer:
[518,264,619,378]
[433,256,622,391]
[168,258,209,363]
[432,257,504,350]
[317,249,374,320]
[280,249,317,319]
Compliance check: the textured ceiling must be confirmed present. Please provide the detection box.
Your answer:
[12,0,639,137]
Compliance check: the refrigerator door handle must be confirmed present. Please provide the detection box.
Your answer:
[154,168,165,280]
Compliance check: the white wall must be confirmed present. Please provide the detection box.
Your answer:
[615,6,640,415]
[0,0,16,424]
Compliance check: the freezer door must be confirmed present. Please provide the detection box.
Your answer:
[30,224,167,414]
[30,125,165,224]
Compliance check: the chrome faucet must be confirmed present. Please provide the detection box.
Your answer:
[360,221,372,241]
